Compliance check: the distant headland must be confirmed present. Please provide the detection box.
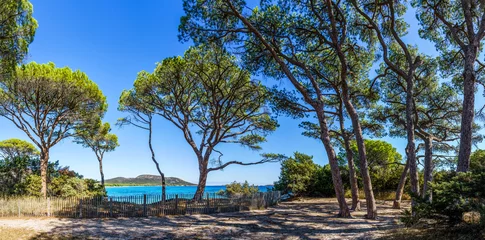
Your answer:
[105,174,196,186]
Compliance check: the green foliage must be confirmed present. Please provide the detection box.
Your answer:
[0,153,103,197]
[135,44,277,150]
[121,43,278,183]
[312,164,350,198]
[351,139,404,191]
[21,174,42,197]
[0,138,39,159]
[0,62,108,150]
[50,175,105,198]
[470,150,485,171]
[217,181,259,197]
[405,169,485,226]
[274,152,318,196]
[0,62,107,196]
[75,120,119,155]
[0,0,37,75]
[274,152,350,197]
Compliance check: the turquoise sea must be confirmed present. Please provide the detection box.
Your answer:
[106,185,272,197]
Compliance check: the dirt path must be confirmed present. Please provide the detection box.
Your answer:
[0,198,409,240]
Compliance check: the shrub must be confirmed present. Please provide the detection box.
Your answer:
[274,152,318,196]
[217,181,259,197]
[404,170,485,226]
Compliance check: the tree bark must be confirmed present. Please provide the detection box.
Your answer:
[341,83,377,219]
[339,108,360,211]
[422,136,433,202]
[316,109,351,217]
[393,157,409,209]
[457,46,477,172]
[97,156,105,188]
[344,136,361,211]
[147,116,166,201]
[40,148,49,198]
[194,165,208,201]
[405,75,420,208]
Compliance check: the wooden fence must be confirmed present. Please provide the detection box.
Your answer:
[0,191,281,218]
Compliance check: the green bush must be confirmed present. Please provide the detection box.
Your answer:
[404,170,485,226]
[217,181,259,197]
[274,152,350,197]
[274,152,318,196]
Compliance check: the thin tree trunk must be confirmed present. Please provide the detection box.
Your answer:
[405,76,420,208]
[422,137,433,202]
[344,136,361,211]
[393,157,409,209]
[457,46,477,172]
[316,109,351,217]
[341,86,376,219]
[338,104,360,211]
[147,116,166,201]
[97,157,105,188]
[40,148,49,198]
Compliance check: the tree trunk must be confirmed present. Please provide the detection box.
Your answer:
[341,89,376,219]
[343,135,360,211]
[316,109,351,217]
[393,157,409,209]
[147,118,166,201]
[194,166,208,201]
[405,76,420,208]
[338,101,360,211]
[97,156,105,188]
[457,46,477,172]
[40,148,49,198]
[422,137,433,202]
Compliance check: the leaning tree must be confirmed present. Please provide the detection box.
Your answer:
[74,119,119,189]
[117,87,168,201]
[0,62,107,197]
[130,44,279,200]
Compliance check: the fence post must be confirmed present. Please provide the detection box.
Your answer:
[17,200,20,217]
[109,197,113,218]
[47,197,51,217]
[175,194,179,214]
[143,194,147,217]
[206,193,210,213]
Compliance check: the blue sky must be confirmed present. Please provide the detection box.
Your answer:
[0,1,483,185]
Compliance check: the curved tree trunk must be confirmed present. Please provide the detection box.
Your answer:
[422,137,433,202]
[457,47,477,172]
[393,157,409,209]
[405,76,420,209]
[147,117,166,201]
[316,109,351,217]
[40,148,49,198]
[341,87,377,219]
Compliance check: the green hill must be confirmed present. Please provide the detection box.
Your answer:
[105,174,196,186]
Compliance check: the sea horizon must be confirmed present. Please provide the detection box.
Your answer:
[105,185,274,197]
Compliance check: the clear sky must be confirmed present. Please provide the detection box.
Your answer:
[0,1,484,186]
